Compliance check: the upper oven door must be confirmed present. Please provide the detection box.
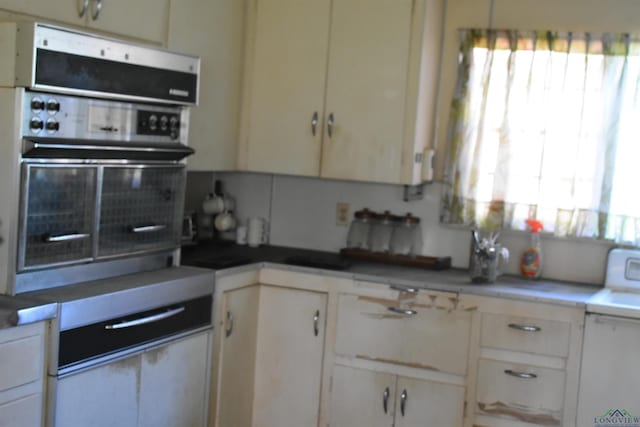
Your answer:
[98,165,186,258]
[18,164,98,271]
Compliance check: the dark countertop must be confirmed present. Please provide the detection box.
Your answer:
[182,241,601,307]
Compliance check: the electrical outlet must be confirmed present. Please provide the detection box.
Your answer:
[336,202,350,226]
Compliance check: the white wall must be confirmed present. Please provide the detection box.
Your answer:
[187,171,612,285]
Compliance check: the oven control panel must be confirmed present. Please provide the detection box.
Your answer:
[21,91,188,144]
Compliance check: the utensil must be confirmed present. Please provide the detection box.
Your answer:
[470,230,509,283]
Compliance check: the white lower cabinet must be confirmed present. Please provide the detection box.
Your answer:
[0,321,47,427]
[331,365,464,427]
[54,331,211,427]
[213,283,328,427]
[577,314,640,425]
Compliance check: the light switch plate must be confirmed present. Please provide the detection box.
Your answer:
[336,202,350,226]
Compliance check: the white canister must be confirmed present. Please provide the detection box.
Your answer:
[235,226,248,245]
[247,217,268,247]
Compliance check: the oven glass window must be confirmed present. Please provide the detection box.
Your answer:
[98,166,185,257]
[21,166,96,269]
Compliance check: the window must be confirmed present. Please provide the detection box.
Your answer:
[441,30,640,245]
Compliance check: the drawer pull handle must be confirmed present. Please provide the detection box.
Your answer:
[313,310,320,337]
[400,389,407,416]
[311,111,319,136]
[225,311,233,338]
[388,307,417,316]
[383,387,389,414]
[508,323,541,332]
[327,113,334,138]
[390,284,418,294]
[504,369,537,379]
[105,306,184,330]
[43,232,90,243]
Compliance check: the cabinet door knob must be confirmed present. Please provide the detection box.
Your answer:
[313,310,320,336]
[78,0,89,17]
[382,387,390,414]
[327,113,334,138]
[311,111,319,136]
[225,311,233,337]
[92,0,103,20]
[400,389,407,417]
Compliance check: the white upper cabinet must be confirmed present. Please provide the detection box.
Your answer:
[320,0,413,182]
[243,0,331,176]
[239,0,444,184]
[0,0,168,44]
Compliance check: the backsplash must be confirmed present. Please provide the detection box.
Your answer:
[186,171,612,285]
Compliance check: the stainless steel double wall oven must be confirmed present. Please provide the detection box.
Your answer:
[0,22,214,426]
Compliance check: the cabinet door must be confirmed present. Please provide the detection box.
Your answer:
[217,286,261,427]
[0,1,83,26]
[321,0,414,183]
[54,354,140,427]
[138,332,211,427]
[243,0,331,176]
[87,0,169,44]
[252,286,328,427]
[330,365,396,427]
[394,376,465,427]
[577,314,640,424]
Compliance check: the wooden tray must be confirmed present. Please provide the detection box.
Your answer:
[339,248,451,270]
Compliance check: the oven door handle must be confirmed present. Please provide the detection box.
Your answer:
[104,306,185,330]
[129,224,167,233]
[43,233,91,243]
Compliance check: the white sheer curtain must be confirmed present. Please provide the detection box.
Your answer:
[441,30,640,245]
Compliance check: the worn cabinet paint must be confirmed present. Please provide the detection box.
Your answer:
[55,331,210,427]
[242,0,330,176]
[212,280,328,427]
[138,332,210,427]
[239,0,444,184]
[394,375,465,427]
[330,365,396,427]
[217,285,261,427]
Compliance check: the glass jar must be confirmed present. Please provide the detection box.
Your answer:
[368,211,397,253]
[390,213,422,257]
[346,208,373,249]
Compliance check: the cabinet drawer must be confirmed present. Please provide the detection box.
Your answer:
[0,393,42,427]
[335,292,471,375]
[480,313,571,357]
[476,359,565,426]
[0,334,42,392]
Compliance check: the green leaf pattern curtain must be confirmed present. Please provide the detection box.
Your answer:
[441,29,640,245]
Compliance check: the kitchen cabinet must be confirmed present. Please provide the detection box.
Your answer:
[331,286,471,426]
[167,0,244,171]
[54,331,211,427]
[577,314,640,425]
[331,365,464,427]
[238,0,445,184]
[0,0,168,44]
[213,282,328,427]
[0,321,46,427]
[468,297,585,427]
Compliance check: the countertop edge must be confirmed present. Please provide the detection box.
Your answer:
[214,261,595,308]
